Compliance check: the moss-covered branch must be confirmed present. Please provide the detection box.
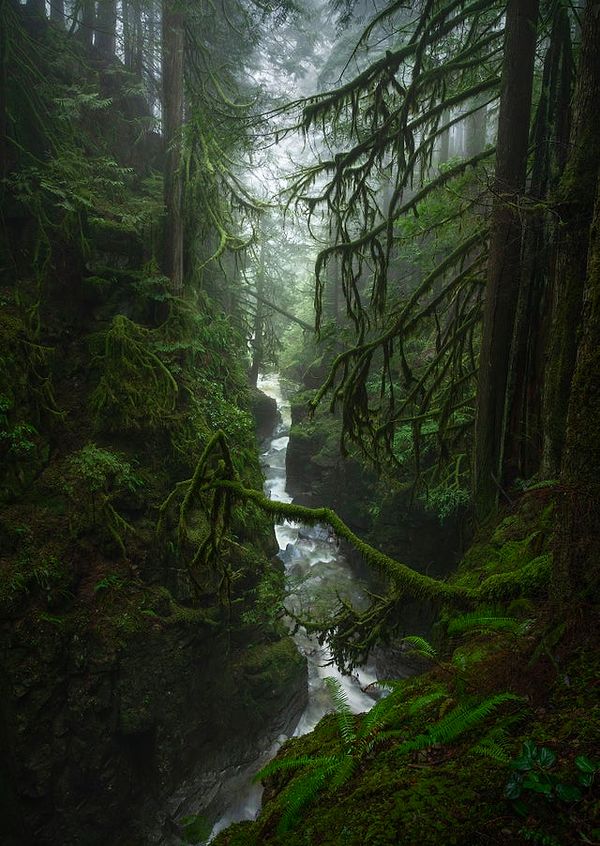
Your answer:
[203,479,472,605]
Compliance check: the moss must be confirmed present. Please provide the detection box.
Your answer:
[213,492,599,846]
[478,553,552,601]
[89,314,178,433]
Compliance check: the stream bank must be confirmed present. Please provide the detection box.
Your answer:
[207,373,380,840]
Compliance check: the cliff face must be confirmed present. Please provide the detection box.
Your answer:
[0,15,306,843]
[1,605,305,845]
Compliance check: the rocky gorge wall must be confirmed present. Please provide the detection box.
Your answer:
[0,599,306,846]
[0,383,306,846]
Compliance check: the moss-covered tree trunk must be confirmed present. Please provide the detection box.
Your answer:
[437,108,450,165]
[474,0,539,518]
[162,0,185,297]
[542,2,600,477]
[552,173,600,602]
[249,241,265,388]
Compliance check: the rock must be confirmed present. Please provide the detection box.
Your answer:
[250,388,280,443]
[0,611,307,846]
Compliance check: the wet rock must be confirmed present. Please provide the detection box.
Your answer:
[250,388,280,443]
[0,614,307,846]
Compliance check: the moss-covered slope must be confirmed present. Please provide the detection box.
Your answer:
[214,491,599,846]
[0,11,306,845]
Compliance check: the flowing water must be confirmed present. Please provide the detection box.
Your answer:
[208,373,377,840]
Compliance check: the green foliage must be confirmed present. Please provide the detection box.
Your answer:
[90,315,178,432]
[66,444,142,499]
[255,676,396,832]
[64,444,142,556]
[241,567,286,632]
[424,483,471,523]
[402,635,438,662]
[0,395,37,458]
[179,813,212,844]
[470,724,514,766]
[0,552,71,613]
[518,826,561,846]
[256,678,521,835]
[447,610,532,637]
[94,574,126,593]
[395,694,523,757]
[505,741,597,809]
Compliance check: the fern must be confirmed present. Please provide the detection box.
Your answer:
[402,635,438,661]
[256,754,338,782]
[324,677,355,751]
[470,725,514,765]
[396,693,523,756]
[448,611,532,636]
[406,690,448,716]
[278,763,338,833]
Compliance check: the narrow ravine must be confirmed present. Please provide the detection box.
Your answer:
[208,374,377,840]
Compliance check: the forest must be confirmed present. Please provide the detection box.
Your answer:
[0,0,598,844]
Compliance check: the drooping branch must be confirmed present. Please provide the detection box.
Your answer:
[244,289,313,331]
[206,478,472,604]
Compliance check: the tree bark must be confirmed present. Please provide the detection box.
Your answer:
[26,0,46,17]
[474,0,539,518]
[95,0,117,58]
[552,172,600,602]
[50,0,65,25]
[542,2,600,477]
[503,3,573,483]
[464,97,487,159]
[162,0,185,297]
[249,242,265,388]
[437,109,450,166]
[78,0,95,48]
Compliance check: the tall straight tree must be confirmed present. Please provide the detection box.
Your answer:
[78,0,95,48]
[474,0,539,517]
[95,0,117,58]
[162,0,184,296]
[503,3,573,482]
[50,0,65,26]
[542,1,600,477]
[552,171,600,603]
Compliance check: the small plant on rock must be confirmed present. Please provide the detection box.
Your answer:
[64,444,142,556]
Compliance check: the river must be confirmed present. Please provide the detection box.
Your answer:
[208,373,378,840]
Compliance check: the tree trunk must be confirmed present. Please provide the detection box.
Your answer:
[437,109,450,166]
[474,0,539,518]
[78,0,95,48]
[552,172,600,602]
[123,0,132,67]
[50,0,65,25]
[249,242,265,388]
[95,0,117,58]
[464,97,487,159]
[542,2,600,477]
[503,3,573,483]
[162,0,185,297]
[26,0,46,17]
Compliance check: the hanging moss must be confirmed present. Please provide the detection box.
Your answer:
[89,314,178,432]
